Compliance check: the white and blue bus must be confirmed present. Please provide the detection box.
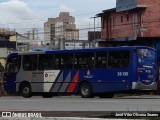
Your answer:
[3,46,157,98]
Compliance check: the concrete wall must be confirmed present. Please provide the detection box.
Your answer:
[0,48,9,67]
[116,0,137,12]
[0,48,15,67]
[10,36,16,42]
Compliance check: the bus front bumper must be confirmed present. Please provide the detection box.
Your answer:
[132,81,157,90]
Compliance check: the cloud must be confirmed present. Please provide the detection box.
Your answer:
[0,0,116,39]
[59,5,75,13]
[0,0,42,30]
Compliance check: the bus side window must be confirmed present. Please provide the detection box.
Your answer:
[108,51,130,68]
[23,55,37,71]
[38,54,55,70]
[75,52,94,69]
[55,57,61,70]
[60,53,73,69]
[95,52,107,68]
[118,51,130,68]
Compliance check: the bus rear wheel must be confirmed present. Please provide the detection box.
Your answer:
[79,82,94,98]
[20,83,32,98]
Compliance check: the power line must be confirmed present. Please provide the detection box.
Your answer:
[0,11,101,26]
[5,17,160,32]
[8,22,100,30]
[17,18,160,40]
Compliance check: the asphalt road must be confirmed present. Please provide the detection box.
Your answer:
[0,95,160,119]
[0,95,160,112]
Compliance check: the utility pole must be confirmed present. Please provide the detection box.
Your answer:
[94,17,96,41]
[90,17,96,41]
[59,35,65,50]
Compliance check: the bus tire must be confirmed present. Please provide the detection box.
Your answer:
[98,93,114,98]
[79,82,94,98]
[20,83,32,98]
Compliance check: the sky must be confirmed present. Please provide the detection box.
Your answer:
[0,0,116,40]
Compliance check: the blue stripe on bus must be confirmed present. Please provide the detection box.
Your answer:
[59,70,71,92]
[49,70,63,92]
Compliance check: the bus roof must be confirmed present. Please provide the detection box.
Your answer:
[45,46,156,54]
[7,46,156,57]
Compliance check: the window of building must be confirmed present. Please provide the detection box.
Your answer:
[127,14,129,21]
[65,43,69,46]
[64,21,69,24]
[109,18,112,27]
[121,16,123,22]
[70,44,74,46]
[139,13,142,27]
[113,17,116,27]
[79,43,82,46]
[133,13,138,27]
[102,18,105,29]
[85,43,89,46]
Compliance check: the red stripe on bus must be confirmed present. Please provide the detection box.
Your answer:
[66,71,79,93]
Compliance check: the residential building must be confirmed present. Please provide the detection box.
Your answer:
[64,40,98,50]
[0,28,16,67]
[32,40,99,51]
[0,48,16,67]
[88,31,101,41]
[26,28,39,40]
[10,28,43,51]
[97,0,160,41]
[0,28,15,40]
[96,0,160,93]
[44,12,79,45]
[24,28,43,46]
[10,34,29,51]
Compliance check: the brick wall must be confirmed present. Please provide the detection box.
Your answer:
[138,0,160,37]
[101,0,160,39]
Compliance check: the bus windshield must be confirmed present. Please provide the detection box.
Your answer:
[137,49,155,68]
[5,56,21,73]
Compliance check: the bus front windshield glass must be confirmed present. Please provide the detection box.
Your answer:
[137,49,155,68]
[5,56,21,73]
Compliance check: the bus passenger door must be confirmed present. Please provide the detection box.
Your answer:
[136,49,157,89]
[4,72,16,93]
[3,55,21,93]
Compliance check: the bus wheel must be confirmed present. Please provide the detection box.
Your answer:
[98,93,114,98]
[79,82,94,98]
[20,84,32,98]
